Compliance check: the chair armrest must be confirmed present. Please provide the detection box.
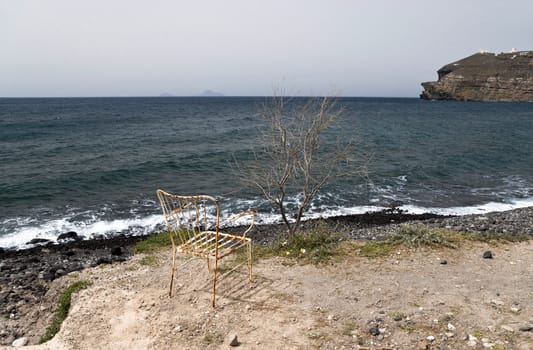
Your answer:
[219,210,256,237]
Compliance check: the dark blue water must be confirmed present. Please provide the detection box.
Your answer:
[1,97,532,247]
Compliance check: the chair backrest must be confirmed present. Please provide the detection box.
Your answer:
[157,189,221,247]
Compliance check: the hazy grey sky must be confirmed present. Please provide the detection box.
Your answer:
[1,0,532,97]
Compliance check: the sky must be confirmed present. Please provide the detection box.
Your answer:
[1,0,532,98]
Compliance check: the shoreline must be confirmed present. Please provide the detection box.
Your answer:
[1,207,533,345]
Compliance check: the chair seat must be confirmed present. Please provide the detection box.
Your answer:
[180,231,251,259]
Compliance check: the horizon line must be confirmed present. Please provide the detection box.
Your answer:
[0,95,418,99]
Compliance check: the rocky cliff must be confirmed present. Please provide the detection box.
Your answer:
[420,51,533,102]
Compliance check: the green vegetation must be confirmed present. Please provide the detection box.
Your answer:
[359,241,395,258]
[391,224,530,248]
[203,332,224,344]
[134,231,171,254]
[39,280,92,344]
[254,221,345,264]
[134,229,199,254]
[134,222,530,265]
[357,224,530,258]
[139,255,158,266]
[390,224,459,249]
[398,322,417,332]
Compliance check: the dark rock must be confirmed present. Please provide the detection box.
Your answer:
[519,326,533,332]
[57,231,79,242]
[229,335,240,347]
[483,251,493,259]
[61,250,76,257]
[26,238,51,245]
[421,50,533,102]
[369,325,380,336]
[95,257,112,266]
[41,273,55,281]
[440,259,448,265]
[110,246,123,256]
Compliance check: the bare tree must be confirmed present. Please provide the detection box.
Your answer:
[237,93,367,236]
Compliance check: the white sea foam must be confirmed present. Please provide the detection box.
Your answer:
[403,197,533,216]
[0,214,164,249]
[253,196,533,225]
[2,196,533,250]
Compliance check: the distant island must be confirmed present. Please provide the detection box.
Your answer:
[420,50,533,102]
[198,90,224,97]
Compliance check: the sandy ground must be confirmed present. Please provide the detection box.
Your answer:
[4,241,533,350]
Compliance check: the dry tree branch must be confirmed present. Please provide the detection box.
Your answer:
[235,92,367,236]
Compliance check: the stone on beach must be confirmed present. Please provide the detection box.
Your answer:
[482,251,493,259]
[57,231,80,242]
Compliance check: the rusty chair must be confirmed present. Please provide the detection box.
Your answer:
[156,189,255,307]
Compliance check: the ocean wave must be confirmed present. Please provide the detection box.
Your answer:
[0,214,163,249]
[2,195,533,249]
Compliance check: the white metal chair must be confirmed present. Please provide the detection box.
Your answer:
[156,189,255,307]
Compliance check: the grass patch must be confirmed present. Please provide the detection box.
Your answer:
[39,280,92,344]
[359,241,395,258]
[203,332,224,344]
[134,231,171,254]
[134,229,199,255]
[254,221,345,264]
[390,224,459,249]
[139,255,158,266]
[390,224,530,249]
[357,224,531,259]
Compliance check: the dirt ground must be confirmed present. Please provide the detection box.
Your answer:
[5,241,533,350]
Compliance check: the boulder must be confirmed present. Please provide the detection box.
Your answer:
[110,246,123,256]
[57,231,80,242]
[26,238,51,245]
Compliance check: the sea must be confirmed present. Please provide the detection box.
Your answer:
[1,97,532,249]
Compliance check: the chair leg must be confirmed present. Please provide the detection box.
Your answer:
[248,242,253,285]
[211,256,218,308]
[169,246,177,297]
[169,266,175,297]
